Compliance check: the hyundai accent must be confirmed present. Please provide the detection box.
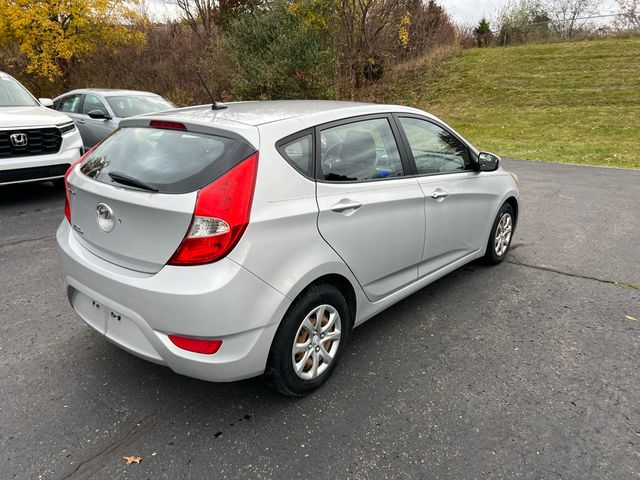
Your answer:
[57,101,519,396]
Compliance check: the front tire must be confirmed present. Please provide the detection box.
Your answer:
[482,202,515,264]
[263,284,350,397]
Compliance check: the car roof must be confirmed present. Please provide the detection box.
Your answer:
[147,100,429,127]
[61,88,162,97]
[120,100,441,149]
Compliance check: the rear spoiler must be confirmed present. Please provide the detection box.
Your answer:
[119,116,259,150]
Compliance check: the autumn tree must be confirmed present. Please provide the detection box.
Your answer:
[496,0,551,44]
[222,0,335,99]
[173,0,258,36]
[615,0,640,29]
[289,0,454,92]
[0,0,145,82]
[544,0,601,39]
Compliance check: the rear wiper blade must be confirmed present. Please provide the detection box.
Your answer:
[108,171,158,192]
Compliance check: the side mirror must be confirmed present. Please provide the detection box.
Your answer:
[88,110,111,120]
[39,98,54,108]
[478,152,500,172]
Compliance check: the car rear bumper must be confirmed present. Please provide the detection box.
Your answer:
[56,220,290,382]
[0,130,82,185]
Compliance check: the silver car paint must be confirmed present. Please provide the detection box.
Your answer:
[416,171,499,276]
[316,177,426,302]
[68,173,197,273]
[57,221,290,381]
[57,101,520,382]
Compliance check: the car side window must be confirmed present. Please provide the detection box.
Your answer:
[399,117,472,174]
[319,118,404,182]
[82,94,108,116]
[57,95,81,114]
[278,134,313,177]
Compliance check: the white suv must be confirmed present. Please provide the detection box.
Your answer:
[0,71,83,185]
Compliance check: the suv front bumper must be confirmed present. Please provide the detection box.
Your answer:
[0,130,82,185]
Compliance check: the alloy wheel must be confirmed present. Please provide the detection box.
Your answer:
[494,212,513,257]
[291,304,341,380]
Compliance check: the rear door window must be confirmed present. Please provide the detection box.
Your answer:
[80,127,256,194]
[57,95,82,113]
[318,118,404,181]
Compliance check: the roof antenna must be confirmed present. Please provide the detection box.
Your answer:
[197,71,226,110]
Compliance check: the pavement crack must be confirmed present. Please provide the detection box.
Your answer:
[59,420,145,480]
[58,391,202,480]
[506,256,639,290]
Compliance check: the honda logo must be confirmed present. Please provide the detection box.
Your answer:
[10,133,28,147]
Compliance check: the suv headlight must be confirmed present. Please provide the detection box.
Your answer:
[58,122,77,134]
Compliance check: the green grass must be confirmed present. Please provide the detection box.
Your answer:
[366,38,640,169]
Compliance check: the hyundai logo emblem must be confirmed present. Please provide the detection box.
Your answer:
[96,202,115,232]
[10,133,28,147]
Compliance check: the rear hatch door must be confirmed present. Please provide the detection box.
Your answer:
[67,120,257,273]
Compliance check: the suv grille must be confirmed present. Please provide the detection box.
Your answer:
[0,127,63,158]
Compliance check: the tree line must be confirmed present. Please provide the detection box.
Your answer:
[0,0,460,102]
[474,0,640,47]
[0,0,637,103]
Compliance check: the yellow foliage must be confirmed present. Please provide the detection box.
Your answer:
[399,13,410,49]
[288,0,338,30]
[0,0,145,80]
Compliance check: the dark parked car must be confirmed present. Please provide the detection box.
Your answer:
[52,89,175,149]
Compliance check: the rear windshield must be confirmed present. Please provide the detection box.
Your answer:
[106,95,175,118]
[80,127,256,194]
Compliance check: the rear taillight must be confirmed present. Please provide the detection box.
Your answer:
[168,152,259,266]
[64,146,97,223]
[168,335,222,355]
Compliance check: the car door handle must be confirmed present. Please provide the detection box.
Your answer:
[430,189,449,200]
[330,200,363,214]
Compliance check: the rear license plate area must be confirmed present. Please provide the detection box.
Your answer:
[71,288,106,334]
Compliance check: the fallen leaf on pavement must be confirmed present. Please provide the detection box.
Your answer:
[123,456,142,465]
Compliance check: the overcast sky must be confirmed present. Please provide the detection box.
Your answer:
[149,0,620,26]
[439,0,503,25]
[439,0,618,25]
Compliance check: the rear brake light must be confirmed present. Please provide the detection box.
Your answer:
[168,152,258,265]
[64,146,97,223]
[168,335,222,355]
[150,120,186,131]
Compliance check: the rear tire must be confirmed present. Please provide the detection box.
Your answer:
[482,202,515,264]
[263,284,350,397]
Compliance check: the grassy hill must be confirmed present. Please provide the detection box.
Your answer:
[364,37,640,169]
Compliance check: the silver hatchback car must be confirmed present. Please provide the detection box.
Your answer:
[57,101,519,396]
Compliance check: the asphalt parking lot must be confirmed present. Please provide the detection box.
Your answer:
[1,159,639,480]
